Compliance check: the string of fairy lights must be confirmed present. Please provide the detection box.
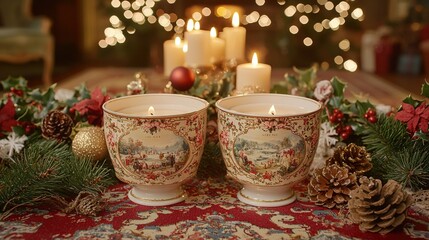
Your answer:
[99,0,365,71]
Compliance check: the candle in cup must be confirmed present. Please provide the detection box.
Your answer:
[184,19,211,67]
[163,36,185,77]
[236,52,272,92]
[223,12,246,61]
[210,27,226,64]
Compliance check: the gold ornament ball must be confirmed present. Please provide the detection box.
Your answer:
[72,127,108,162]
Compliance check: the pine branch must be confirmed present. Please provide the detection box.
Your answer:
[60,157,116,196]
[0,140,69,210]
[362,114,429,190]
[361,115,411,160]
[382,149,429,191]
[0,139,116,215]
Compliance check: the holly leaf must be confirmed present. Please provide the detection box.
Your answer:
[351,100,375,117]
[285,75,299,88]
[328,96,344,109]
[330,77,345,98]
[402,95,421,107]
[271,81,290,94]
[421,81,429,98]
[1,76,28,90]
[296,67,316,86]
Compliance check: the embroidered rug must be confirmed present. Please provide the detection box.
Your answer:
[2,178,429,239]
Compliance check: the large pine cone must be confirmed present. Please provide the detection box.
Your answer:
[308,164,358,209]
[326,143,372,175]
[42,110,74,141]
[348,177,414,234]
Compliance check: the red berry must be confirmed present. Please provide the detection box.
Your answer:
[367,109,376,116]
[341,132,349,140]
[336,125,343,134]
[364,113,369,119]
[329,115,337,123]
[333,108,340,114]
[344,125,353,134]
[335,112,344,120]
[368,116,377,123]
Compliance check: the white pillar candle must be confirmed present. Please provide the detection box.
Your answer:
[163,37,185,77]
[223,12,246,61]
[184,19,211,68]
[210,27,225,64]
[236,53,271,92]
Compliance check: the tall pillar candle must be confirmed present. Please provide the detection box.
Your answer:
[184,19,211,68]
[236,53,271,92]
[163,37,185,77]
[223,12,246,62]
[210,27,225,64]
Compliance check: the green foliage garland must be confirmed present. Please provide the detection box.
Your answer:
[0,138,115,219]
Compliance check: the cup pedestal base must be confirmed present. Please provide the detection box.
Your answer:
[237,184,296,207]
[128,183,186,206]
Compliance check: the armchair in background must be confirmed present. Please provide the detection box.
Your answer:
[0,0,54,87]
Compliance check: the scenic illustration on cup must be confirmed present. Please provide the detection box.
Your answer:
[216,94,322,207]
[103,94,209,206]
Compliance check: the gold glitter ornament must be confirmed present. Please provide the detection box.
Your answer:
[72,127,108,162]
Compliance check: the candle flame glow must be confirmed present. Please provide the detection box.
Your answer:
[210,27,217,38]
[194,21,200,30]
[252,52,258,65]
[182,43,188,53]
[186,19,194,31]
[232,12,240,27]
[268,105,276,115]
[174,36,181,46]
[148,106,155,116]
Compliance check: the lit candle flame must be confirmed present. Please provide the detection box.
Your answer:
[251,52,258,65]
[186,19,194,31]
[210,27,217,38]
[182,43,188,53]
[268,105,276,115]
[148,106,155,116]
[194,21,200,30]
[232,12,240,27]
[174,36,181,46]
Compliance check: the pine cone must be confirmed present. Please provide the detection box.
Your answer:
[42,110,74,141]
[308,164,357,208]
[326,143,372,175]
[348,177,414,234]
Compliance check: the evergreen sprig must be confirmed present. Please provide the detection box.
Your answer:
[0,139,115,216]
[362,114,429,190]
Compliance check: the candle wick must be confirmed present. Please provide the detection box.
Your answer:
[271,112,275,115]
[150,112,154,116]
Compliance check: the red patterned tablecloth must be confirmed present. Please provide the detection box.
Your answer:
[1,177,428,239]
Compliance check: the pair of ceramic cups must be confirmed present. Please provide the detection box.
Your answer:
[102,93,322,207]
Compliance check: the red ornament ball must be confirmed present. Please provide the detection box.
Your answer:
[169,66,195,91]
